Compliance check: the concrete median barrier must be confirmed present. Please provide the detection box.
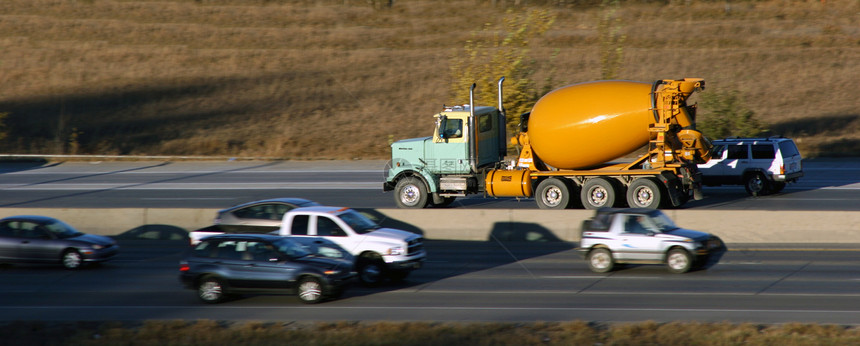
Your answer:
[0,208,856,244]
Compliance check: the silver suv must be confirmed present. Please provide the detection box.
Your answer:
[697,137,803,196]
[578,208,726,273]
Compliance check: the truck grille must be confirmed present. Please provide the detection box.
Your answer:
[408,237,424,255]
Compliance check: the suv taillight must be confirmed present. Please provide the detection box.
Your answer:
[179,263,190,272]
[780,164,785,175]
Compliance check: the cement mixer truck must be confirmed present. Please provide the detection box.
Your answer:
[383,77,713,209]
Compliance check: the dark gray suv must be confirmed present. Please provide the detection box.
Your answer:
[179,234,354,304]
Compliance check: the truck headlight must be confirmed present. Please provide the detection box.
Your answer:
[386,246,405,256]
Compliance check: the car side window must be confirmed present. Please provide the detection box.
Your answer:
[247,241,279,261]
[623,215,653,235]
[19,222,50,239]
[290,215,310,235]
[193,241,216,258]
[233,204,283,220]
[751,144,775,159]
[726,145,749,159]
[0,222,15,237]
[710,145,726,159]
[316,217,346,237]
[214,240,243,260]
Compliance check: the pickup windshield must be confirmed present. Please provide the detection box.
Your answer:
[337,210,380,234]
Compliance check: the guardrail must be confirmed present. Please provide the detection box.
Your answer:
[0,208,856,244]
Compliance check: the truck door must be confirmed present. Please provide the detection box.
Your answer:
[426,116,470,174]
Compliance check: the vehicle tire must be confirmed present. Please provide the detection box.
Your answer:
[432,194,456,208]
[296,276,325,304]
[666,248,693,274]
[626,178,662,209]
[197,276,227,304]
[61,249,83,270]
[744,172,770,197]
[357,256,386,286]
[535,178,572,209]
[581,178,618,209]
[394,176,429,209]
[768,181,786,194]
[587,248,614,273]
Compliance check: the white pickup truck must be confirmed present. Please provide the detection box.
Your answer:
[190,206,426,285]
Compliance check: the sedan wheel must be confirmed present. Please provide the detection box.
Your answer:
[62,250,83,270]
[198,277,226,303]
[297,277,324,304]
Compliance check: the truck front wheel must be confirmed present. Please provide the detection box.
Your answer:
[535,178,572,209]
[394,177,429,208]
[581,178,618,209]
[357,255,386,286]
[626,178,662,209]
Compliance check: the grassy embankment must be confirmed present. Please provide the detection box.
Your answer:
[0,0,857,159]
[4,320,860,345]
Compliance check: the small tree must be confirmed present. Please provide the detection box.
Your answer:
[597,0,626,79]
[449,9,556,137]
[697,90,767,139]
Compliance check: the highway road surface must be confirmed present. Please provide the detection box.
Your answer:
[0,158,857,210]
[2,239,860,324]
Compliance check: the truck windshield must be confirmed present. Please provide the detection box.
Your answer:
[337,210,380,234]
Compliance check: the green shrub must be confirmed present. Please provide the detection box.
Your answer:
[697,89,767,139]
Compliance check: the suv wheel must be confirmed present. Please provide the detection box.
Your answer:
[587,248,614,273]
[666,249,692,273]
[744,172,770,196]
[297,277,324,304]
[198,277,226,303]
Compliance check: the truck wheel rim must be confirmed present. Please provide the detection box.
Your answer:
[299,280,322,301]
[400,185,419,205]
[589,187,608,206]
[543,186,562,207]
[634,187,653,206]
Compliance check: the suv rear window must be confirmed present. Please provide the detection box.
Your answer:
[726,145,748,159]
[751,144,775,159]
[779,141,800,157]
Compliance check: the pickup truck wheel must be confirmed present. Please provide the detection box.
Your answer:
[587,248,614,273]
[197,276,227,304]
[535,178,572,209]
[666,249,693,274]
[296,276,324,304]
[744,172,770,196]
[626,178,662,209]
[581,178,617,209]
[357,257,386,286]
[395,177,429,208]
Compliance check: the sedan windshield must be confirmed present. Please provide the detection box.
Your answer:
[44,220,83,239]
[337,210,380,235]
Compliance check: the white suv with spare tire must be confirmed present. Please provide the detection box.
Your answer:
[697,137,803,196]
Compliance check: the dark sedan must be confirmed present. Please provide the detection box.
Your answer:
[179,233,354,304]
[0,215,119,269]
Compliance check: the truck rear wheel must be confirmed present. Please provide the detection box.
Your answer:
[581,178,618,209]
[535,178,572,209]
[394,177,429,208]
[626,178,662,209]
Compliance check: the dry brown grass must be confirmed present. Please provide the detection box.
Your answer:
[0,0,857,159]
[4,320,860,345]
